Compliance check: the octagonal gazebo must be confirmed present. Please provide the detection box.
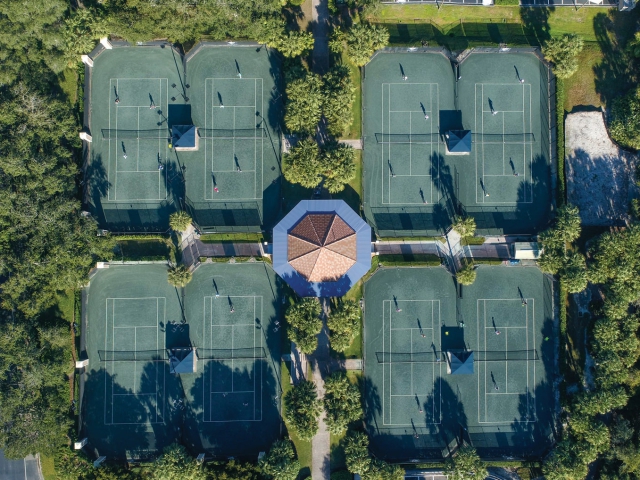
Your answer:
[272,200,371,297]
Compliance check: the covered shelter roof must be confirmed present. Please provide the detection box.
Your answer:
[172,125,198,151]
[273,200,371,297]
[445,130,472,155]
[169,347,197,374]
[447,350,474,375]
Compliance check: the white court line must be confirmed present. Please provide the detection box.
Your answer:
[204,78,264,201]
[382,299,441,426]
[104,297,166,425]
[381,83,439,205]
[202,295,264,423]
[477,298,537,424]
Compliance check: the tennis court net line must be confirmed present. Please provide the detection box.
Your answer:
[375,133,535,144]
[98,347,266,362]
[375,349,539,363]
[101,128,266,140]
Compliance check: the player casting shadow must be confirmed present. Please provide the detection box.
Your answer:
[113,86,119,102]
[399,64,407,80]
[488,98,496,115]
[148,93,156,109]
[217,92,224,108]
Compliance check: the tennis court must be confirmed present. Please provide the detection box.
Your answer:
[363,49,553,237]
[83,265,184,458]
[183,45,282,231]
[363,266,555,460]
[181,263,283,456]
[82,263,283,458]
[86,46,184,231]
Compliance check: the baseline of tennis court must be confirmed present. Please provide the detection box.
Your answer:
[103,297,166,425]
[381,82,440,205]
[201,295,264,422]
[204,78,264,201]
[476,298,537,424]
[382,299,442,425]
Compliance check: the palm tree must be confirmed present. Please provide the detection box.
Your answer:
[456,264,477,286]
[169,211,192,232]
[167,265,192,287]
[451,216,476,239]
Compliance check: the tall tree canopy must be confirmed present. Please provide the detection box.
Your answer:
[328,300,361,352]
[284,71,324,135]
[259,439,300,480]
[0,84,114,317]
[322,66,356,137]
[323,372,363,434]
[285,298,322,354]
[283,380,322,440]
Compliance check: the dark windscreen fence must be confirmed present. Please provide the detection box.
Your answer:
[376,349,539,363]
[375,133,535,144]
[196,347,266,360]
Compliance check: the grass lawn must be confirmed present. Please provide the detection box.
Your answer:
[281,362,312,479]
[58,67,78,105]
[342,53,362,140]
[199,232,264,243]
[564,44,604,110]
[39,454,56,480]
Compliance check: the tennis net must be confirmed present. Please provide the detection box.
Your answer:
[98,347,267,362]
[101,129,170,139]
[375,133,535,144]
[375,349,539,363]
[197,128,266,139]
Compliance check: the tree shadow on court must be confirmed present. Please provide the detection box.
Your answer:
[186,357,281,458]
[430,152,456,230]
[362,376,382,435]
[507,380,555,458]
[82,368,154,459]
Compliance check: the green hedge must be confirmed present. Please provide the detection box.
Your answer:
[461,236,486,246]
[378,254,442,267]
[494,0,520,4]
[556,79,566,206]
[473,258,503,265]
[199,232,264,243]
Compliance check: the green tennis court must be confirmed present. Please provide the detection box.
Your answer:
[86,47,183,232]
[363,49,553,237]
[363,266,555,460]
[82,263,283,459]
[184,46,282,231]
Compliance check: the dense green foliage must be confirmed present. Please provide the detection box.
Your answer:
[283,140,356,193]
[343,431,405,479]
[456,264,476,286]
[0,313,73,458]
[538,204,587,293]
[151,443,206,480]
[283,380,322,441]
[0,84,115,317]
[285,72,324,135]
[169,211,192,232]
[259,439,300,480]
[444,446,487,480]
[167,265,192,287]
[323,372,362,434]
[451,216,476,239]
[542,34,584,79]
[285,297,322,354]
[331,24,389,67]
[322,66,356,137]
[609,87,640,150]
[328,300,361,352]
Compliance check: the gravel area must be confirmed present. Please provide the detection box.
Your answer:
[565,111,638,226]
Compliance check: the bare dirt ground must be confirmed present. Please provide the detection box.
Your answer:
[565,111,638,226]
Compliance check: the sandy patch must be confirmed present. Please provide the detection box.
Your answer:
[565,111,637,226]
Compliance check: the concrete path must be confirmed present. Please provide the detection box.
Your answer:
[311,0,330,74]
[339,138,363,149]
[181,235,262,266]
[0,450,43,480]
[310,298,332,480]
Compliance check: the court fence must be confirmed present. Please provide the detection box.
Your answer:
[98,347,266,362]
[375,349,539,363]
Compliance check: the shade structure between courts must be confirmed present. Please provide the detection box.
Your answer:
[362,49,553,237]
[272,200,372,297]
[82,263,283,459]
[84,43,282,233]
[363,266,555,461]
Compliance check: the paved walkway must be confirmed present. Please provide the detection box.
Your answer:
[311,0,330,74]
[181,235,262,266]
[339,138,363,149]
[310,299,331,480]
